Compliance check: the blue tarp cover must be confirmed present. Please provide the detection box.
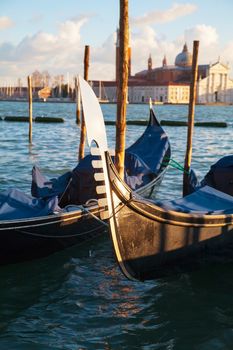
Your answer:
[209,155,233,169]
[124,152,154,190]
[0,188,60,220]
[201,155,233,196]
[187,168,200,193]
[126,109,170,175]
[156,185,233,214]
[188,155,233,196]
[31,166,72,199]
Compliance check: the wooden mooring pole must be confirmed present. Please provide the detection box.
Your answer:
[115,0,129,179]
[28,75,33,143]
[75,76,81,125]
[183,40,199,196]
[78,45,90,160]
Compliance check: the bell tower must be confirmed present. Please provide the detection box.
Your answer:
[162,55,167,67]
[148,54,152,71]
[147,54,152,72]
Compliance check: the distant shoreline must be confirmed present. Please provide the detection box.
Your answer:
[0,98,232,106]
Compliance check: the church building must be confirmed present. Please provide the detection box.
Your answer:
[92,43,233,104]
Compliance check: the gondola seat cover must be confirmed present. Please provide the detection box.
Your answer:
[61,154,98,205]
[31,150,158,204]
[70,152,157,194]
[31,166,72,199]
[69,152,155,196]
[31,156,101,205]
[124,152,154,190]
[0,188,60,220]
[187,169,200,193]
[156,185,233,214]
[201,155,233,196]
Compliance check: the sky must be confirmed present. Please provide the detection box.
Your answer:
[0,0,233,85]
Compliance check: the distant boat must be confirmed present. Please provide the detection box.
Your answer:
[38,86,52,101]
[98,81,109,103]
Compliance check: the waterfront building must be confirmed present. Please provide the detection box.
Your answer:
[92,43,233,104]
[197,61,233,103]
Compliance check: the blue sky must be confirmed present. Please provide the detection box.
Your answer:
[0,0,233,84]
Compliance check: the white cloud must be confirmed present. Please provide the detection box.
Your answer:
[223,42,233,59]
[90,22,232,79]
[129,26,177,74]
[0,15,119,82]
[184,24,218,47]
[15,17,88,59]
[1,14,233,83]
[181,24,226,67]
[0,16,89,81]
[132,3,197,26]
[222,41,233,67]
[0,16,14,30]
[58,17,87,45]
[127,23,233,77]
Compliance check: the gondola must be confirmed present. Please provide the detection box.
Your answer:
[0,78,170,266]
[81,75,233,282]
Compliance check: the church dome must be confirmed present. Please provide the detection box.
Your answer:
[175,43,192,67]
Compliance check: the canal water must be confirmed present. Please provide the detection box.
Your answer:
[0,101,233,349]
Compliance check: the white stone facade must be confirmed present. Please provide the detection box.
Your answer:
[93,84,190,104]
[197,62,233,103]
[167,85,190,104]
[128,84,190,104]
[129,86,169,103]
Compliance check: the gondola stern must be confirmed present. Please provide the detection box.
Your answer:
[149,103,160,127]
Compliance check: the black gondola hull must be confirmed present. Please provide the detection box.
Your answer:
[113,204,233,280]
[0,206,106,265]
[106,154,233,281]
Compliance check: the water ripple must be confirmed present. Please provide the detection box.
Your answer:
[0,102,233,349]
